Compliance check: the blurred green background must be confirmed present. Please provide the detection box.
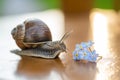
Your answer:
[0,0,119,16]
[94,0,114,9]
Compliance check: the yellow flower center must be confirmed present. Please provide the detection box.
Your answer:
[80,46,82,49]
[83,52,87,56]
[75,53,79,57]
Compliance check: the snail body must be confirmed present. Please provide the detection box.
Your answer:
[11,41,66,58]
[11,19,70,58]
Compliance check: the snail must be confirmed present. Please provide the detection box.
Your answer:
[11,19,70,59]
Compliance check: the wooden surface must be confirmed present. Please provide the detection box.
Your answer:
[0,9,120,80]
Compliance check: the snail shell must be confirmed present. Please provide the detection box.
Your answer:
[11,19,52,49]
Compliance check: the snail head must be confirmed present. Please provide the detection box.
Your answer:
[58,31,72,52]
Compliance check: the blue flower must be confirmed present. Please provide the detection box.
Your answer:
[80,42,87,48]
[78,49,85,59]
[75,44,81,51]
[82,48,92,60]
[72,41,100,62]
[89,50,99,62]
[72,50,81,60]
[92,50,96,55]
[87,40,94,47]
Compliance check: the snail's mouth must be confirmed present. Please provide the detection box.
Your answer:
[60,43,67,53]
[63,49,67,53]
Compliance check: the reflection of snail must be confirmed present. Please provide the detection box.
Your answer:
[16,57,64,77]
[11,19,70,59]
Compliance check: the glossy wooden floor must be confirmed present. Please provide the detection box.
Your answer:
[0,9,120,80]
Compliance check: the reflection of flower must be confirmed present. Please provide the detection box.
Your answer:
[72,41,99,62]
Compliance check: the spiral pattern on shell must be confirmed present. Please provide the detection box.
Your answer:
[11,19,52,49]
